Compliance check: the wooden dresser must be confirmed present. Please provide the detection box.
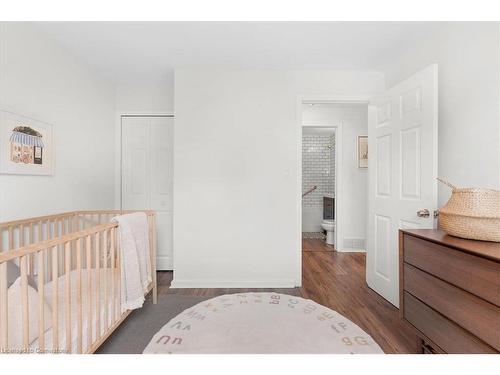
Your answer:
[399,229,500,353]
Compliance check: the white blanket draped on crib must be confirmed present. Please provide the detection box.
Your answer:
[112,212,152,311]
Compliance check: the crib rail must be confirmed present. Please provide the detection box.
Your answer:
[0,210,157,354]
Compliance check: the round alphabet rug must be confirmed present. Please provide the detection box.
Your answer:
[143,293,383,354]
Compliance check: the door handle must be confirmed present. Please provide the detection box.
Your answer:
[417,209,430,218]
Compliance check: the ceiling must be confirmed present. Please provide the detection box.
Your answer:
[35,22,444,86]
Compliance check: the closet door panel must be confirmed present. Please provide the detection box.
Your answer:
[150,117,174,270]
[150,117,174,212]
[121,117,151,210]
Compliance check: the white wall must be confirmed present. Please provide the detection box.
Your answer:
[0,23,116,221]
[173,68,384,288]
[115,82,174,114]
[385,23,500,206]
[302,104,368,251]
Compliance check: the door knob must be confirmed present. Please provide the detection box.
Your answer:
[417,209,430,218]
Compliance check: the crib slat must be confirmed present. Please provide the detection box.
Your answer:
[116,228,121,315]
[95,232,101,339]
[38,250,45,353]
[69,217,74,268]
[64,242,71,353]
[48,219,53,239]
[103,230,108,330]
[29,223,33,271]
[19,224,24,248]
[20,255,29,350]
[152,215,157,304]
[38,221,44,282]
[76,238,82,354]
[47,220,53,281]
[61,221,66,278]
[52,246,59,351]
[73,215,78,260]
[148,215,152,282]
[0,261,8,350]
[54,220,60,278]
[8,226,13,251]
[86,235,92,351]
[110,227,116,321]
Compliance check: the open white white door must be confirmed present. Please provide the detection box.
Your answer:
[366,65,438,307]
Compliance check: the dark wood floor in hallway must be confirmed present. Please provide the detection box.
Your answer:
[157,238,417,353]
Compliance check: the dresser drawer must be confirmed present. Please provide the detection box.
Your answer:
[404,292,496,353]
[403,234,500,306]
[404,263,500,350]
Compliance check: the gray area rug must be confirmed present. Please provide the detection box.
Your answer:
[96,294,208,354]
[302,232,325,239]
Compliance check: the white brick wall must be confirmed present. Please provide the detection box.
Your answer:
[302,134,335,208]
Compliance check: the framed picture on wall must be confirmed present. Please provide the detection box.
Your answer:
[357,135,368,168]
[0,110,54,175]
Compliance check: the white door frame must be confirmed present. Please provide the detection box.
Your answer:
[118,113,175,271]
[296,95,370,286]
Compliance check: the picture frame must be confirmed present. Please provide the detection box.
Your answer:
[0,110,54,176]
[357,135,368,168]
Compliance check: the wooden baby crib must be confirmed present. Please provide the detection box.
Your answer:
[0,210,157,354]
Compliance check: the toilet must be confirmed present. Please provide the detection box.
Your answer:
[322,196,335,245]
[321,219,335,245]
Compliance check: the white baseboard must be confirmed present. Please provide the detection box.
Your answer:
[170,279,296,289]
[156,256,173,271]
[336,248,366,253]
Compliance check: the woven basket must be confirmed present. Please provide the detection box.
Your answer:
[438,178,500,242]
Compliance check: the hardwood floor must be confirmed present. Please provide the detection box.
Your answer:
[157,238,417,353]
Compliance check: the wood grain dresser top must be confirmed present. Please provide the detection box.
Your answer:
[401,229,500,262]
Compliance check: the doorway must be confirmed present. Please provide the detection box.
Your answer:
[121,115,174,270]
[297,65,438,306]
[301,126,337,250]
[299,101,370,258]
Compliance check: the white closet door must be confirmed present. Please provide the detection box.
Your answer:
[150,117,174,270]
[122,116,174,270]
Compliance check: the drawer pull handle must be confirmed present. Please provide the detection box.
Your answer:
[417,209,430,218]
